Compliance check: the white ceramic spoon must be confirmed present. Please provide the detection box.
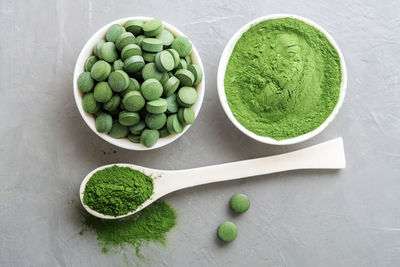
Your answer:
[80,137,345,219]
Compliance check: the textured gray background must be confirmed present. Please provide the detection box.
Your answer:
[1,0,399,266]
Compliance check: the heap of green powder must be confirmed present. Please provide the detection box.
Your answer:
[82,200,177,255]
[83,165,154,216]
[224,17,342,140]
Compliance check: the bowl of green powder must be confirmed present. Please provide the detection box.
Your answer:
[218,14,347,145]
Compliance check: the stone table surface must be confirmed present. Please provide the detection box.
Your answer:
[1,0,399,266]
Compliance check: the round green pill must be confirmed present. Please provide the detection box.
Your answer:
[185,55,192,65]
[165,49,180,68]
[142,63,164,81]
[140,129,160,148]
[159,126,170,137]
[217,221,238,242]
[106,24,125,42]
[101,42,118,63]
[93,40,105,58]
[108,70,130,92]
[128,120,146,135]
[116,32,136,51]
[230,193,250,214]
[103,95,120,112]
[124,20,143,35]
[136,35,146,46]
[146,98,168,114]
[121,78,140,97]
[166,94,179,114]
[93,81,113,103]
[123,91,145,112]
[178,107,195,125]
[145,113,167,130]
[77,72,94,93]
[141,78,163,101]
[121,44,142,61]
[124,55,145,74]
[166,114,183,134]
[175,69,195,86]
[142,38,164,53]
[160,72,169,84]
[155,51,174,72]
[90,60,111,81]
[187,64,203,85]
[143,52,157,63]
[113,59,124,71]
[143,18,163,37]
[171,36,192,57]
[177,86,198,107]
[127,133,140,143]
[156,29,174,47]
[82,93,101,114]
[109,121,129,139]
[176,58,188,70]
[95,113,113,133]
[119,111,140,126]
[84,56,97,72]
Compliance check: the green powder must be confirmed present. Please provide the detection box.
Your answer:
[224,17,342,140]
[82,200,177,256]
[83,165,154,216]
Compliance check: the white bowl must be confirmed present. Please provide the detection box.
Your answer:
[217,14,347,145]
[74,17,205,150]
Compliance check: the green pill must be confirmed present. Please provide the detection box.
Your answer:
[140,129,160,148]
[176,58,188,70]
[124,55,145,74]
[109,121,129,139]
[156,29,174,47]
[128,120,146,135]
[146,98,168,114]
[93,81,113,103]
[166,94,179,114]
[165,48,180,69]
[159,126,170,137]
[141,38,164,53]
[143,52,157,63]
[178,107,195,125]
[113,59,124,71]
[93,40,105,58]
[95,112,113,133]
[136,35,146,46]
[143,18,163,37]
[127,133,141,143]
[124,20,143,35]
[119,111,140,126]
[185,55,192,65]
[123,91,145,112]
[116,32,136,51]
[230,193,250,214]
[82,93,101,114]
[106,24,125,42]
[142,63,164,81]
[217,221,238,242]
[155,51,174,72]
[84,55,97,72]
[108,70,130,92]
[166,114,183,134]
[101,42,118,63]
[141,78,163,100]
[121,44,142,61]
[175,69,195,86]
[177,86,197,107]
[163,76,180,97]
[121,78,140,97]
[145,113,167,130]
[171,36,192,57]
[91,60,111,81]
[160,72,169,84]
[77,72,94,93]
[187,64,203,85]
[103,95,120,112]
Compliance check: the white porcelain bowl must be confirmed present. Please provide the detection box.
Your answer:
[74,17,205,150]
[217,14,347,145]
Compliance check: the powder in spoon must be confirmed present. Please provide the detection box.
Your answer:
[83,165,153,216]
[224,17,342,140]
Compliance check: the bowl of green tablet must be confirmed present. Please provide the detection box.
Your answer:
[74,17,205,150]
[218,14,347,145]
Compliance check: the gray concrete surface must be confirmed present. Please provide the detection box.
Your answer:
[1,0,399,266]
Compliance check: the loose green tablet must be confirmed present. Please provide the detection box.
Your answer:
[90,60,111,81]
[166,114,183,134]
[143,52,156,63]
[217,221,238,242]
[159,126,170,137]
[143,18,163,37]
[178,107,195,125]
[156,29,174,47]
[166,94,179,114]
[121,78,140,97]
[93,40,105,58]
[171,36,192,57]
[101,42,118,63]
[142,38,163,53]
[119,111,140,126]
[116,32,136,51]
[84,56,97,72]
[177,86,197,107]
[127,133,140,143]
[187,64,203,85]
[124,55,145,74]
[106,24,125,42]
[176,58,187,70]
[128,120,146,135]
[124,20,144,35]
[160,72,169,84]
[122,91,145,112]
[93,81,113,103]
[82,93,101,114]
[230,193,250,214]
[142,63,164,81]
[146,98,168,114]
[136,35,146,46]
[185,55,192,65]
[140,129,160,148]
[145,113,167,130]
[95,113,113,133]
[113,59,124,71]
[109,121,129,138]
[140,78,163,100]
[175,69,195,86]
[155,51,174,72]
[108,70,130,92]
[121,44,142,61]
[77,72,94,93]
[165,49,180,68]
[103,95,120,112]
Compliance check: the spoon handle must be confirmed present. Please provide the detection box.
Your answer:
[161,138,345,192]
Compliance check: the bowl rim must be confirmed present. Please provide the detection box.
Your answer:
[73,16,205,151]
[217,14,347,145]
